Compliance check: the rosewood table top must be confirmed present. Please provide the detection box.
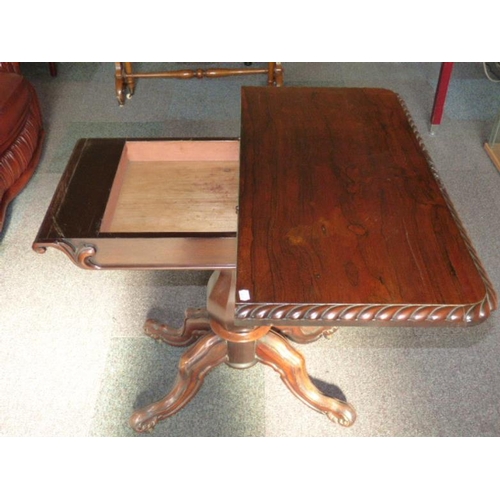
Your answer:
[235,87,496,327]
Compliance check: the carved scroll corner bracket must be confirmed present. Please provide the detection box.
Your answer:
[32,242,47,254]
[32,240,101,270]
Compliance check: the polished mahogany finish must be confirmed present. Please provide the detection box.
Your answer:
[236,87,496,327]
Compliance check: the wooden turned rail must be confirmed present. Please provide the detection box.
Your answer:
[115,62,284,105]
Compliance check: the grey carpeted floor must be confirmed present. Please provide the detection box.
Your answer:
[1,62,499,437]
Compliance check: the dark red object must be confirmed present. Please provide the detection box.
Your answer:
[0,63,44,232]
[430,62,454,129]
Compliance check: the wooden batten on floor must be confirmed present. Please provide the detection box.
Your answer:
[484,142,500,174]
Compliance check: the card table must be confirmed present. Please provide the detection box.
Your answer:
[33,87,497,432]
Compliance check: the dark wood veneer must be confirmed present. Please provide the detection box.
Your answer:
[236,87,496,325]
[35,138,126,240]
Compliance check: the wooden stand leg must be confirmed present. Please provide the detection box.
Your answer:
[256,330,356,427]
[130,271,354,432]
[114,62,126,106]
[130,332,227,433]
[268,62,284,86]
[267,63,276,86]
[274,62,284,87]
[130,316,354,431]
[144,307,211,347]
[124,62,135,99]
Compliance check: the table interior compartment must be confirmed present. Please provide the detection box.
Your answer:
[101,140,240,234]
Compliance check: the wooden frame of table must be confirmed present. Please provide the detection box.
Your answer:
[33,88,497,433]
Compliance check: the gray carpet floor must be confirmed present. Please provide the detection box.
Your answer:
[1,62,499,437]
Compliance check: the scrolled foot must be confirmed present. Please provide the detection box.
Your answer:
[327,408,356,427]
[144,308,211,347]
[129,413,159,433]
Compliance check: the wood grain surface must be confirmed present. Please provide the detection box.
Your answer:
[236,87,496,325]
[101,160,238,233]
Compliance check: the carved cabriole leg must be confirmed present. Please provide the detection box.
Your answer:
[144,307,211,347]
[274,325,339,344]
[256,330,356,427]
[129,332,228,433]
